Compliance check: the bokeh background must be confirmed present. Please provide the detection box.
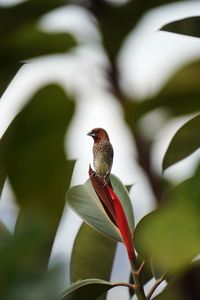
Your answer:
[0,0,200,299]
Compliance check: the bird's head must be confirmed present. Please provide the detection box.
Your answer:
[87,128,110,142]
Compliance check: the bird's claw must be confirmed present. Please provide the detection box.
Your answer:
[89,170,96,178]
[103,180,108,188]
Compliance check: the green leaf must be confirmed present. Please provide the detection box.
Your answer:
[0,0,68,35]
[153,260,200,300]
[67,173,134,242]
[151,255,167,280]
[124,61,200,126]
[110,174,134,233]
[161,16,200,38]
[0,28,76,95]
[0,0,76,95]
[0,223,62,300]
[162,114,200,171]
[0,137,7,198]
[2,24,76,61]
[134,166,200,273]
[125,184,134,193]
[59,279,113,300]
[66,179,121,241]
[82,0,183,60]
[0,84,75,267]
[0,221,11,245]
[70,223,116,283]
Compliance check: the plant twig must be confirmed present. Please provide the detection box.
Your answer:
[113,282,138,290]
[130,259,147,300]
[137,260,146,276]
[147,277,165,300]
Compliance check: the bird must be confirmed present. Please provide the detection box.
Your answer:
[87,128,114,182]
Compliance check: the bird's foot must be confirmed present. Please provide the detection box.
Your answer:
[89,170,96,178]
[103,180,108,189]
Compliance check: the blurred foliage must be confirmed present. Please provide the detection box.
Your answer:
[0,0,76,95]
[163,114,200,171]
[70,223,116,283]
[0,0,200,299]
[0,84,75,299]
[134,165,200,273]
[82,0,183,61]
[161,16,200,38]
[0,219,62,300]
[151,255,167,280]
[124,61,200,127]
[153,261,200,300]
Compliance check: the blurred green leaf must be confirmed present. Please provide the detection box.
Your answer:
[125,61,200,127]
[84,0,183,60]
[0,221,11,245]
[0,84,74,267]
[110,174,134,233]
[0,222,62,300]
[162,114,200,172]
[0,28,76,95]
[2,24,76,61]
[0,137,7,197]
[161,16,200,38]
[70,222,116,283]
[0,0,68,35]
[153,261,200,300]
[59,279,113,300]
[66,179,121,241]
[0,0,76,95]
[151,255,167,280]
[134,166,200,273]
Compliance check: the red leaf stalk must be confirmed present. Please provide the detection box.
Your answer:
[106,184,135,260]
[89,166,135,260]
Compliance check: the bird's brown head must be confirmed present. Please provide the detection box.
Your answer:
[87,128,110,143]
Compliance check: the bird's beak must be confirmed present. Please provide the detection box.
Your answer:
[87,130,96,137]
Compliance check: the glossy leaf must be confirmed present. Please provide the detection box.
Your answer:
[161,16,200,38]
[89,170,135,259]
[134,166,200,273]
[70,223,116,283]
[66,179,121,242]
[89,168,117,225]
[162,114,200,171]
[59,279,113,300]
[110,174,134,233]
[106,184,135,260]
[0,84,75,267]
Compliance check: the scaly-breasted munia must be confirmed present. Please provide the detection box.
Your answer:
[87,128,113,180]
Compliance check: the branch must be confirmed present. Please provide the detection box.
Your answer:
[130,259,147,300]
